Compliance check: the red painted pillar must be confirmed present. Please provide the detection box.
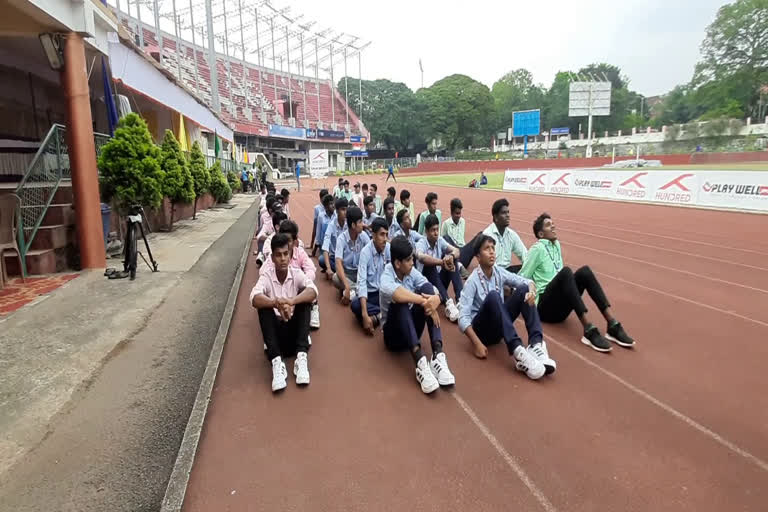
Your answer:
[61,33,106,269]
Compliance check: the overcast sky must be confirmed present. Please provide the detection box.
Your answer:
[289,0,728,96]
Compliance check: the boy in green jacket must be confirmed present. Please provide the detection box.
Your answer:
[519,213,635,353]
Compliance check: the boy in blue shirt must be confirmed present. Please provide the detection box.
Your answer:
[379,236,455,394]
[332,207,371,305]
[458,235,556,380]
[416,214,462,323]
[310,189,329,254]
[351,217,390,335]
[320,198,348,275]
[312,193,335,258]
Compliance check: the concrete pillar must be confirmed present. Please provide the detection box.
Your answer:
[61,33,106,270]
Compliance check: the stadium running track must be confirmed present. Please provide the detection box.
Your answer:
[181,175,768,512]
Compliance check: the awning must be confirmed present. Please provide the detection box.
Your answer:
[268,150,308,160]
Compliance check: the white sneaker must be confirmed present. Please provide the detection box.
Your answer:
[528,342,556,375]
[430,352,456,386]
[349,289,357,303]
[415,356,439,394]
[513,345,546,380]
[294,351,310,385]
[445,298,460,322]
[271,356,287,392]
[310,303,320,329]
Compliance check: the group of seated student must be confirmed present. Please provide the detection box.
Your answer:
[251,184,636,394]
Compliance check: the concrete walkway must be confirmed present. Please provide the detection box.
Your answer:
[0,194,258,478]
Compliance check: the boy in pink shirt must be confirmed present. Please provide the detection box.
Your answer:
[251,233,318,392]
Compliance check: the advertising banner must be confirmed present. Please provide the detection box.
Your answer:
[309,149,329,177]
[502,169,768,212]
[269,124,306,139]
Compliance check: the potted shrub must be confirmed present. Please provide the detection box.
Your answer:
[189,141,211,219]
[209,161,232,203]
[159,130,194,230]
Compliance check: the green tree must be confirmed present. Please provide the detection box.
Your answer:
[208,161,232,203]
[542,71,578,133]
[227,170,242,193]
[693,0,768,118]
[98,113,164,213]
[491,69,546,131]
[419,74,495,149]
[189,141,210,219]
[339,78,428,151]
[159,130,194,230]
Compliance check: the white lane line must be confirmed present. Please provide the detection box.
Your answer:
[544,333,768,474]
[503,214,768,273]
[451,392,557,512]
[595,271,768,329]
[460,215,768,295]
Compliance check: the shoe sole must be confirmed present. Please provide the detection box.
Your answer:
[272,380,287,392]
[581,336,613,352]
[605,334,635,348]
[422,382,439,394]
[543,360,556,375]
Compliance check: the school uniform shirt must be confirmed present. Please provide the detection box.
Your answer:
[441,217,466,247]
[372,195,383,215]
[321,215,347,256]
[356,240,391,298]
[414,236,451,272]
[519,239,563,304]
[315,209,334,247]
[337,189,353,201]
[250,265,318,318]
[482,223,527,269]
[351,192,365,209]
[379,263,430,326]
[261,241,316,281]
[256,216,274,240]
[282,203,291,218]
[400,228,424,248]
[335,230,371,272]
[388,219,402,240]
[417,209,442,235]
[457,266,533,333]
[313,204,324,227]
[363,211,379,226]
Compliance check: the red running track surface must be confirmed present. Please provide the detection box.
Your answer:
[182,176,768,512]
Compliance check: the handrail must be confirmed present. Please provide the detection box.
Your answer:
[15,123,65,192]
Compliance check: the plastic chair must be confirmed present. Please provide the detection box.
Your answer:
[0,193,25,288]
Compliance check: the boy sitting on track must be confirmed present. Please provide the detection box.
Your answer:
[362,195,379,230]
[458,235,556,380]
[519,213,635,353]
[379,236,455,394]
[351,217,391,335]
[309,189,329,253]
[385,198,400,239]
[320,198,348,276]
[394,208,424,247]
[259,219,321,330]
[441,198,473,279]
[396,189,415,224]
[257,212,288,265]
[256,196,282,253]
[482,198,527,273]
[280,188,291,218]
[415,214,462,322]
[251,233,318,392]
[416,192,442,235]
[312,193,335,258]
[332,207,371,305]
[370,183,383,215]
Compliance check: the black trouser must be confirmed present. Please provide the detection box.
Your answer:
[443,235,476,270]
[258,303,311,360]
[537,266,610,323]
[422,264,463,302]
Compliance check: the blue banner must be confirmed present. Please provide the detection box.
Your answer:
[305,128,317,139]
[317,129,345,140]
[550,127,570,136]
[349,135,368,143]
[344,150,369,157]
[269,124,306,139]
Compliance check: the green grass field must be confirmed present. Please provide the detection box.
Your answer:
[400,162,768,190]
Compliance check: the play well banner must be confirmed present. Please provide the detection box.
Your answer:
[503,169,768,212]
